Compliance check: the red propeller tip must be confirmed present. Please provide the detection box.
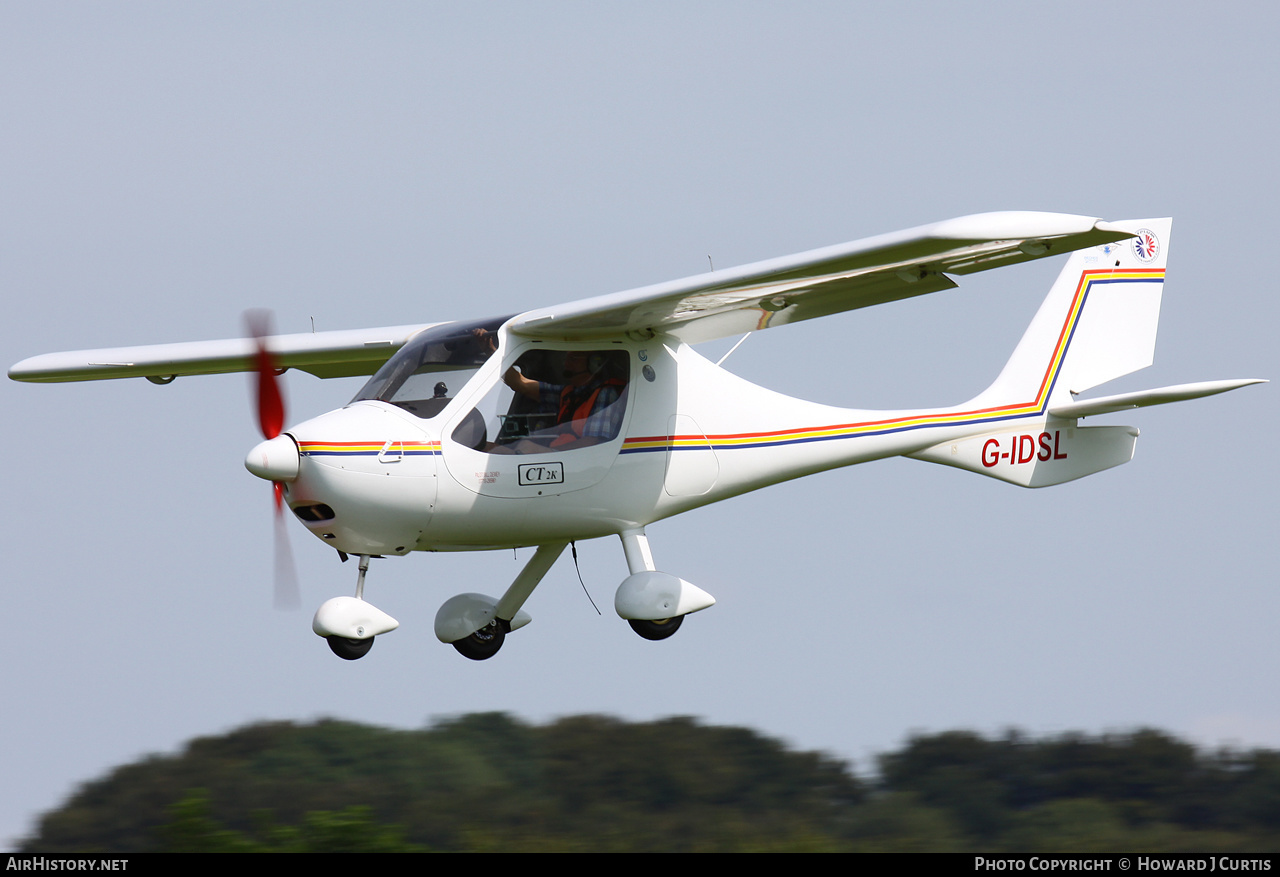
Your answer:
[245,310,286,440]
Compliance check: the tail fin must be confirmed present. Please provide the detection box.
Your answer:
[909,217,1264,487]
[974,217,1171,410]
[908,220,1168,487]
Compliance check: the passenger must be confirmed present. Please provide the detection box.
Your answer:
[501,351,625,451]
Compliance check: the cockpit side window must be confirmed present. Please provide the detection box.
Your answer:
[451,348,631,454]
[350,315,511,418]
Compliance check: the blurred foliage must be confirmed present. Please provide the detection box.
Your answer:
[18,715,1280,852]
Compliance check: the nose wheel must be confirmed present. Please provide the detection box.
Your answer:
[327,635,374,660]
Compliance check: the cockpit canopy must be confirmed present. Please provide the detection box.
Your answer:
[350,315,511,418]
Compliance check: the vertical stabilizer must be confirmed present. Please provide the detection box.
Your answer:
[973,218,1171,410]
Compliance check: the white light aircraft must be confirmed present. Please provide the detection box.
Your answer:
[10,213,1264,662]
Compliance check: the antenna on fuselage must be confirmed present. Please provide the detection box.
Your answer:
[570,542,602,616]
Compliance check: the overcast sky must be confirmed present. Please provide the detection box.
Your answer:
[2,1,1276,847]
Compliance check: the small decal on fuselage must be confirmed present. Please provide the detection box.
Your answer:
[518,462,564,485]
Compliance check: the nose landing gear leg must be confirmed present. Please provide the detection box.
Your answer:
[313,555,400,661]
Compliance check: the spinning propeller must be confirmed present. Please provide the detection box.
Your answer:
[246,311,301,610]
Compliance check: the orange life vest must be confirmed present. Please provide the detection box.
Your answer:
[551,378,626,447]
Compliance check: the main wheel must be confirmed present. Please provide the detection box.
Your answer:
[452,622,505,660]
[628,616,684,641]
[327,635,374,661]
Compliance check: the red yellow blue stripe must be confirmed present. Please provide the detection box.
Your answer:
[622,269,1164,454]
[299,440,440,457]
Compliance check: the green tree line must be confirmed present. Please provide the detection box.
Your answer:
[18,714,1280,852]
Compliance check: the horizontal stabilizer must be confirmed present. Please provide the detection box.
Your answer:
[1048,379,1266,419]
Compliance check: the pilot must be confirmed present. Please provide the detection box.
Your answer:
[500,351,625,451]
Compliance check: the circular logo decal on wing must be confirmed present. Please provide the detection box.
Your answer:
[1132,228,1160,263]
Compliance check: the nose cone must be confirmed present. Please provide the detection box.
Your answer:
[245,434,300,482]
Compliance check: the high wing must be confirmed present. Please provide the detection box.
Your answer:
[9,323,435,383]
[509,211,1133,343]
[9,212,1132,384]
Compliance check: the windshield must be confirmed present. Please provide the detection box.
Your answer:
[350,315,511,418]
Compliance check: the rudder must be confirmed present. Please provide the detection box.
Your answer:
[973,218,1171,411]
